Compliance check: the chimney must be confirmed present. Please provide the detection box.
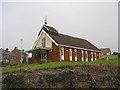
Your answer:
[22,49,24,52]
[6,48,8,52]
[15,46,17,49]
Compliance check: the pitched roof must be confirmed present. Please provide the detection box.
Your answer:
[45,25,58,33]
[39,25,100,51]
[99,48,111,53]
[15,49,27,55]
[0,48,15,56]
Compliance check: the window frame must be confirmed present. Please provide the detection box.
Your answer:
[107,52,110,55]
[69,48,72,61]
[91,52,93,61]
[81,50,84,61]
[95,52,96,60]
[61,47,64,60]
[75,49,77,61]
[42,37,46,47]
[85,51,88,62]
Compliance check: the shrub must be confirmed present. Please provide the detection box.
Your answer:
[112,52,120,58]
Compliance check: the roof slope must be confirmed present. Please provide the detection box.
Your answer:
[14,49,27,55]
[99,48,111,53]
[0,49,15,56]
[45,25,58,32]
[39,25,100,51]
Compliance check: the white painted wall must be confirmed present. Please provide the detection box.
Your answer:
[36,31,52,48]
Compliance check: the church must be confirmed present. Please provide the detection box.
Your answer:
[27,18,101,63]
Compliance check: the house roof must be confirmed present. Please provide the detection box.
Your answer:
[0,48,15,56]
[15,49,27,55]
[99,48,111,53]
[37,25,100,51]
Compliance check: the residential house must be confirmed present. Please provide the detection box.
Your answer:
[0,48,16,65]
[27,23,101,63]
[12,46,28,64]
[99,48,111,58]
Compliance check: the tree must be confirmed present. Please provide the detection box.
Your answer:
[112,52,120,58]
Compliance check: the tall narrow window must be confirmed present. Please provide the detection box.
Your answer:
[40,54,41,60]
[61,47,64,60]
[70,49,72,61]
[107,53,110,55]
[42,54,44,60]
[86,51,88,62]
[43,54,46,60]
[91,52,93,61]
[82,50,84,61]
[102,53,103,55]
[95,52,96,60]
[42,38,43,47]
[42,37,46,47]
[75,49,77,61]
[99,53,101,58]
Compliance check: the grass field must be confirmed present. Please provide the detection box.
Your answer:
[1,58,119,73]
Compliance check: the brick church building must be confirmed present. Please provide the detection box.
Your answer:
[27,21,101,63]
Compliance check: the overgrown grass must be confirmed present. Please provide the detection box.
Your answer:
[1,58,119,73]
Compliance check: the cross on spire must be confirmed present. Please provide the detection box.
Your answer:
[45,16,47,24]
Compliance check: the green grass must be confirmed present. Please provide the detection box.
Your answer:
[1,58,119,73]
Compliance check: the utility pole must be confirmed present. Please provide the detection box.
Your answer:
[20,39,23,73]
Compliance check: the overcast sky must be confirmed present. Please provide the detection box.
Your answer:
[1,2,118,53]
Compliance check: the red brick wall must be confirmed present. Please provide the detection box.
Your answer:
[32,41,100,63]
[64,47,70,61]
[12,49,21,64]
[77,49,80,61]
[102,52,111,56]
[32,52,36,59]
[96,52,99,59]
[32,43,60,63]
[2,54,16,64]
[93,52,95,61]
[32,52,40,63]
[12,49,27,64]
[83,50,86,62]
[88,51,91,62]
[79,50,82,61]
[68,48,70,61]
[47,42,60,62]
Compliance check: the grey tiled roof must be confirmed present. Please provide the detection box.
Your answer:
[38,25,100,51]
[0,49,15,56]
[16,49,27,55]
[99,48,111,53]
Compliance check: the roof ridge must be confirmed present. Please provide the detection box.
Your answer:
[44,24,54,28]
[16,49,25,52]
[1,48,15,56]
[37,24,100,51]
[100,48,110,49]
[44,24,87,41]
[44,24,58,33]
